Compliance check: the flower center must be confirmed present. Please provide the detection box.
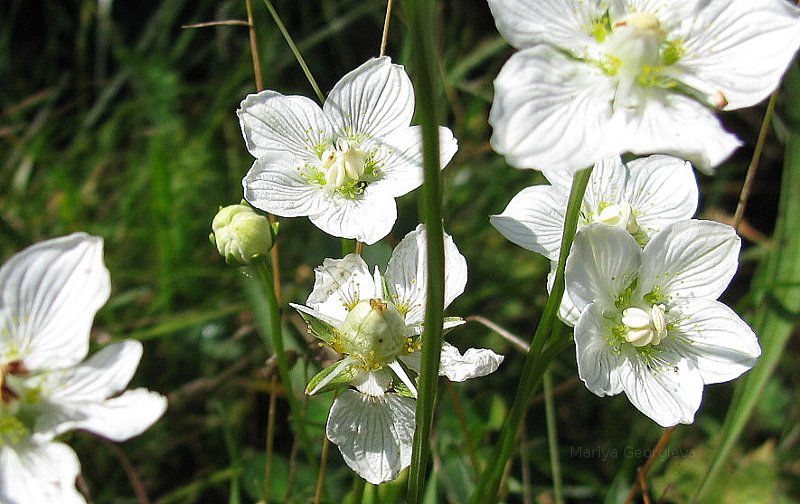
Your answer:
[601,13,667,105]
[321,138,367,189]
[595,202,640,234]
[339,298,407,369]
[621,304,667,347]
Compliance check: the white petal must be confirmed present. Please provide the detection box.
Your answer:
[667,299,760,385]
[243,156,328,218]
[639,220,740,302]
[490,185,565,261]
[489,45,619,172]
[37,389,166,443]
[582,157,628,218]
[308,188,397,245]
[618,351,704,427]
[384,225,467,326]
[368,126,458,198]
[34,341,167,441]
[324,57,414,141]
[624,155,698,240]
[487,0,598,53]
[352,367,392,397]
[574,304,624,396]
[306,254,376,321]
[0,233,109,370]
[439,342,503,382]
[237,91,333,159]
[56,340,142,399]
[0,441,84,504]
[565,224,642,312]
[406,317,465,337]
[397,352,421,373]
[546,265,581,327]
[674,0,800,110]
[326,390,415,485]
[621,91,742,173]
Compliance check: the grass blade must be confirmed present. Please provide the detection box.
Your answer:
[471,167,592,503]
[406,0,445,501]
[693,63,800,501]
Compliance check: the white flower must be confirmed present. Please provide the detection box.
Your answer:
[291,225,503,483]
[491,155,698,324]
[0,234,168,503]
[565,221,761,427]
[487,0,800,173]
[239,57,458,244]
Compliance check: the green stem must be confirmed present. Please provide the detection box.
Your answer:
[250,260,314,466]
[471,167,592,503]
[693,63,800,502]
[406,0,445,501]
[261,0,325,104]
[543,369,563,504]
[346,476,366,504]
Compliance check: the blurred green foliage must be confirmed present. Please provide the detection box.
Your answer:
[1,0,797,502]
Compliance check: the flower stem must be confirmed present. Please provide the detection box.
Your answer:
[471,167,592,503]
[313,433,332,504]
[261,0,325,104]
[543,369,563,504]
[733,91,777,230]
[263,374,277,502]
[379,0,395,57]
[244,0,263,92]
[250,260,314,466]
[406,0,445,501]
[622,427,675,504]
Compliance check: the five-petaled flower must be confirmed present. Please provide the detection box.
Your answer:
[291,225,503,484]
[491,155,698,324]
[565,221,760,427]
[0,234,167,503]
[487,0,800,173]
[238,57,458,245]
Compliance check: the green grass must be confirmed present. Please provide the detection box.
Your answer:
[1,1,798,502]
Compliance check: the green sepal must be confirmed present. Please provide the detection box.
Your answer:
[305,361,357,395]
[393,380,416,399]
[297,310,340,345]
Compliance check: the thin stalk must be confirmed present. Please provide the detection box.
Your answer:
[471,167,592,503]
[313,434,333,504]
[622,427,675,504]
[733,92,778,230]
[243,0,283,304]
[262,0,325,104]
[245,0,264,92]
[379,0,395,57]
[251,261,314,465]
[543,369,563,504]
[406,0,445,501]
[263,374,277,502]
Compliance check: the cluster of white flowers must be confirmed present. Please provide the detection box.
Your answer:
[291,225,502,483]
[0,234,166,503]
[488,0,800,426]
[234,56,503,484]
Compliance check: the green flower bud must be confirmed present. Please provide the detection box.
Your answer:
[210,202,273,266]
[338,298,407,370]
